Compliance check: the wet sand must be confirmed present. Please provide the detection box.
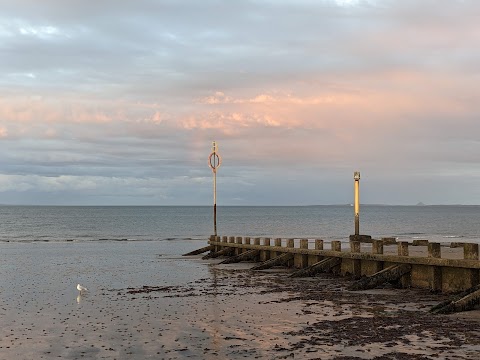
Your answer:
[1,241,480,359]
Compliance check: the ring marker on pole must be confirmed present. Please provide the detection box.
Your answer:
[208,152,221,173]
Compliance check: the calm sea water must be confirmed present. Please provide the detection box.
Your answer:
[1,205,479,243]
[1,205,480,359]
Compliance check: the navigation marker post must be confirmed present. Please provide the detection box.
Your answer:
[208,141,222,236]
[349,171,371,242]
[354,171,360,236]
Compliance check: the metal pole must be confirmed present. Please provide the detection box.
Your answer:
[354,171,360,236]
[209,141,221,237]
[213,145,217,237]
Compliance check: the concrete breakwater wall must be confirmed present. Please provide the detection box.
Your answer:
[207,235,480,293]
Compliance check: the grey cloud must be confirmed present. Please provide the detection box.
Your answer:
[1,0,480,204]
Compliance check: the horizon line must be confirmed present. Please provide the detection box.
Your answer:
[1,203,479,207]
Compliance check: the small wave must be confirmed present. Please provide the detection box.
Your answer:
[399,232,425,236]
[443,235,464,239]
[98,238,128,241]
[159,237,207,241]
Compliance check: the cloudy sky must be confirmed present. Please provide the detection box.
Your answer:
[0,0,479,205]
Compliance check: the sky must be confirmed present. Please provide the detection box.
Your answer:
[0,0,479,205]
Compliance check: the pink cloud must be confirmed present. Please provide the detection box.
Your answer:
[0,126,7,138]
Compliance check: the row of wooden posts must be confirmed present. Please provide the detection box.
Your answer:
[185,235,480,314]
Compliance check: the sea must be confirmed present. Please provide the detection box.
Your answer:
[0,205,479,243]
[1,205,480,359]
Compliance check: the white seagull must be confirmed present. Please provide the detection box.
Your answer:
[77,284,88,293]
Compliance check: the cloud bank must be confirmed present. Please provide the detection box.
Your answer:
[0,0,479,205]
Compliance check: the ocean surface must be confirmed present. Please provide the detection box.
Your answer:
[1,205,480,359]
[1,205,480,243]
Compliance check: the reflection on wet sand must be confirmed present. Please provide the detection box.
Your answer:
[209,263,221,355]
[1,241,480,359]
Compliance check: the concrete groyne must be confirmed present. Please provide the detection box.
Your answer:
[194,235,480,294]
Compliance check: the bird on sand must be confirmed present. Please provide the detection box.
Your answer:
[77,284,88,293]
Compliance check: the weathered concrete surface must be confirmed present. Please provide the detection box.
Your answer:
[219,249,259,264]
[341,259,361,278]
[349,234,373,242]
[209,241,480,269]
[289,257,342,278]
[251,253,294,271]
[209,239,480,292]
[381,237,397,245]
[442,267,475,293]
[347,264,412,291]
[409,264,431,290]
[412,239,429,246]
[182,245,214,256]
[361,260,383,276]
[202,246,234,260]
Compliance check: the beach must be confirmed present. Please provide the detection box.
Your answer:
[1,239,480,359]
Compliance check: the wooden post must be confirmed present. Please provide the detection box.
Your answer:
[254,237,261,246]
[372,240,384,255]
[464,243,479,260]
[329,241,341,274]
[349,241,362,278]
[368,240,384,273]
[300,239,308,249]
[229,236,235,244]
[315,239,324,250]
[428,242,442,291]
[332,241,342,252]
[245,237,251,245]
[350,241,361,253]
[315,239,324,263]
[287,239,294,248]
[236,236,243,255]
[464,243,480,289]
[260,238,271,262]
[398,241,409,256]
[286,239,294,267]
[428,243,441,258]
[210,234,216,252]
[275,238,282,257]
[297,239,309,268]
[397,241,411,287]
